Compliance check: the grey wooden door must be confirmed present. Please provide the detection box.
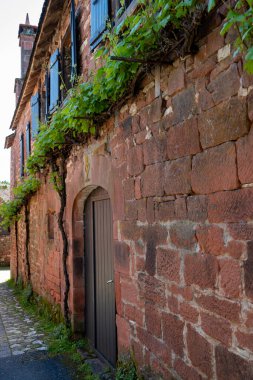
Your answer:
[84,188,116,366]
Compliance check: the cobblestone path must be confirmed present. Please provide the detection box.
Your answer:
[0,282,47,357]
[0,270,113,380]
[0,272,73,380]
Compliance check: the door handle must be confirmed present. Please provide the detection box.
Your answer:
[106,280,113,284]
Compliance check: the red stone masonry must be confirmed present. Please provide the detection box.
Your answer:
[8,1,253,378]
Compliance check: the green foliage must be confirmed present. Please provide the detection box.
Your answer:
[208,0,253,72]
[0,176,40,228]
[116,353,141,380]
[0,181,9,190]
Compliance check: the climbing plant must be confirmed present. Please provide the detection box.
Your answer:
[0,177,40,229]
[208,0,253,72]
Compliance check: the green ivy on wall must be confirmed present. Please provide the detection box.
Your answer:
[0,0,252,227]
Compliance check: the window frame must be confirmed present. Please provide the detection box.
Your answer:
[90,0,138,50]
[20,133,24,178]
[26,122,31,158]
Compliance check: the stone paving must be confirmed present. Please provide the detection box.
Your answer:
[0,281,47,358]
[0,269,114,379]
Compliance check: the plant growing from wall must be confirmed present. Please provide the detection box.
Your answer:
[208,0,253,72]
[50,158,71,327]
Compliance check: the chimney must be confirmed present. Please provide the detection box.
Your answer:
[14,14,38,104]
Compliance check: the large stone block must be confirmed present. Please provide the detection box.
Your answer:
[236,127,253,184]
[196,293,240,323]
[141,163,164,197]
[191,142,238,194]
[164,157,192,195]
[187,325,213,378]
[167,117,201,160]
[162,312,184,356]
[208,188,253,223]
[156,248,180,283]
[215,345,253,380]
[207,63,240,104]
[198,98,248,149]
[172,86,198,125]
[184,253,218,290]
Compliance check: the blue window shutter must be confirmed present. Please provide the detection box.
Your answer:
[49,49,60,112]
[90,0,108,49]
[26,122,31,157]
[71,0,77,79]
[31,93,40,138]
[20,134,24,178]
[45,71,50,120]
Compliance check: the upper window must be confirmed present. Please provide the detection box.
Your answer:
[31,93,40,138]
[90,0,135,50]
[90,0,109,50]
[26,122,31,157]
[20,133,24,178]
[45,0,77,116]
[61,28,72,100]
[49,49,60,112]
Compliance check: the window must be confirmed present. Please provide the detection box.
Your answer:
[61,29,72,99]
[45,71,50,120]
[31,93,40,138]
[70,0,77,79]
[48,0,77,112]
[31,2,77,123]
[49,49,60,112]
[90,0,135,50]
[26,122,31,157]
[20,134,24,178]
[40,83,47,123]
[90,0,109,50]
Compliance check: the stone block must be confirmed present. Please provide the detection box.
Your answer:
[191,142,238,194]
[198,97,248,149]
[164,157,192,195]
[167,118,201,160]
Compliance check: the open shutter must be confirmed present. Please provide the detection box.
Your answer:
[45,71,50,120]
[90,0,109,49]
[20,134,24,178]
[31,93,40,138]
[71,0,77,79]
[49,49,60,112]
[26,122,31,157]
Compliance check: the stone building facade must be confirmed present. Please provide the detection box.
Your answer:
[5,0,253,378]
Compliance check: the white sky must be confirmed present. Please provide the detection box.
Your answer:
[0,0,44,182]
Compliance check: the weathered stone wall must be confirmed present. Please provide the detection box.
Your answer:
[10,1,253,378]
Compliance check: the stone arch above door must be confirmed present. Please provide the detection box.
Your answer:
[71,185,98,333]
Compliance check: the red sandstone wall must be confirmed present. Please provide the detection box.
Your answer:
[9,2,253,379]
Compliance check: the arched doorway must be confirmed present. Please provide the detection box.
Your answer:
[84,187,116,366]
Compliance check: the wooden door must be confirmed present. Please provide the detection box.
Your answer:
[84,188,116,366]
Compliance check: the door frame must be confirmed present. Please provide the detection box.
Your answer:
[83,187,117,366]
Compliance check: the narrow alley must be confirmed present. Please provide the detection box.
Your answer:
[0,269,74,380]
